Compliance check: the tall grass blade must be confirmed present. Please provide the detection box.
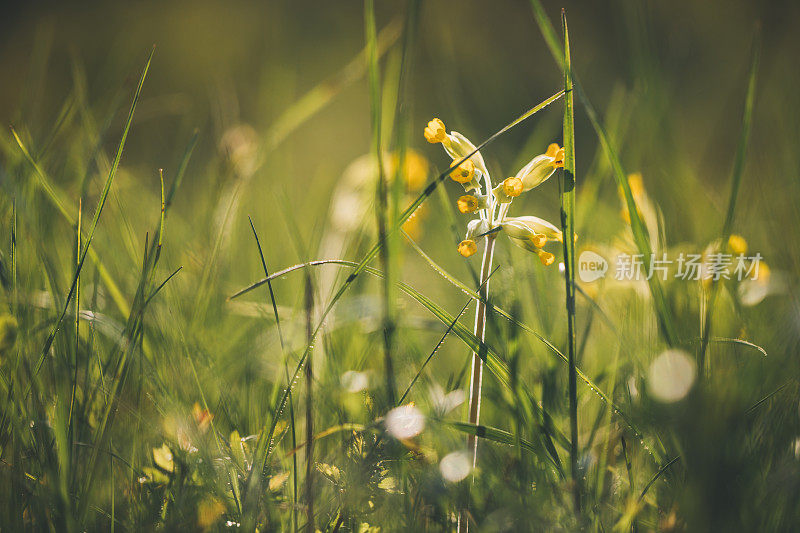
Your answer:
[256,20,402,162]
[365,0,396,405]
[560,10,581,514]
[529,0,677,347]
[243,217,297,530]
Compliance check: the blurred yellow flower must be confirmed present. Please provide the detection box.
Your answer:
[397,149,430,191]
[198,498,225,531]
[192,402,213,432]
[728,234,748,255]
[152,444,174,473]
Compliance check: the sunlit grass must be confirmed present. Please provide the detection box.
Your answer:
[0,2,798,532]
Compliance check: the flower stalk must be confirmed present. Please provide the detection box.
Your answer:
[466,232,496,466]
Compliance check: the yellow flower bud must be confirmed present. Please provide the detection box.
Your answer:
[457,195,480,214]
[513,142,565,192]
[502,177,523,198]
[501,216,562,244]
[728,234,748,255]
[424,118,448,144]
[457,239,478,257]
[449,159,475,184]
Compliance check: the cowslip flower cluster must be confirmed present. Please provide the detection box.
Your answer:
[424,118,565,265]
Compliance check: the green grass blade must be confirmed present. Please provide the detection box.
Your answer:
[242,217,296,528]
[397,268,497,407]
[637,456,680,503]
[365,0,397,405]
[560,10,580,513]
[26,47,153,390]
[10,128,131,316]
[529,0,677,347]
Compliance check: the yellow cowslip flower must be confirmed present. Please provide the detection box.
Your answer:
[501,216,563,247]
[756,261,770,281]
[424,118,449,144]
[536,249,556,266]
[728,234,748,255]
[512,143,564,192]
[458,218,490,258]
[457,239,478,257]
[500,216,563,266]
[424,116,564,268]
[502,177,524,198]
[456,194,488,214]
[424,118,490,188]
[449,159,475,184]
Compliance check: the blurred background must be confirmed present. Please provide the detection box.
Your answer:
[1,0,799,530]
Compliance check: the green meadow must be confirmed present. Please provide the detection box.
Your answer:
[1,1,799,531]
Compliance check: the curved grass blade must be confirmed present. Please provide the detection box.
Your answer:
[244,216,297,529]
[684,336,767,358]
[638,456,680,503]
